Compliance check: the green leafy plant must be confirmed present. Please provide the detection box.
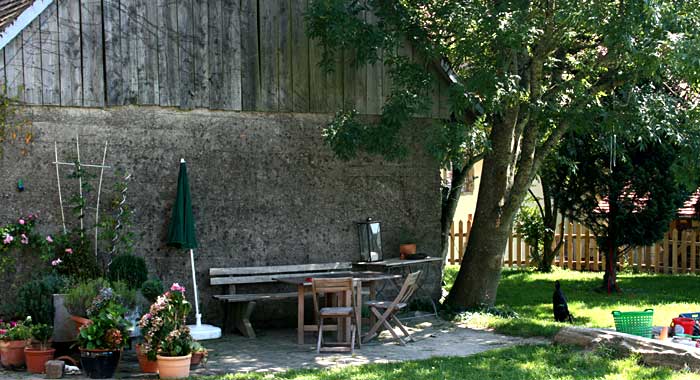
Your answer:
[0,214,54,274]
[139,283,192,360]
[107,254,147,290]
[48,230,101,281]
[65,278,136,317]
[16,274,66,325]
[140,278,164,303]
[77,288,129,350]
[30,323,53,350]
[0,317,33,341]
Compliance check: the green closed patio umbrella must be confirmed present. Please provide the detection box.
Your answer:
[167,158,221,340]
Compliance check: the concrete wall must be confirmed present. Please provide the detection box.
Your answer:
[0,106,442,324]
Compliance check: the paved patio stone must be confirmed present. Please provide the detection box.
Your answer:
[0,318,547,379]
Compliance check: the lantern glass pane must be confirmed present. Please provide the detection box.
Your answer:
[357,224,370,261]
[369,222,383,261]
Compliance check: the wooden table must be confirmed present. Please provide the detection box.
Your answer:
[275,271,401,345]
[354,257,443,316]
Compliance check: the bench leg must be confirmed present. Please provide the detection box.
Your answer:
[231,301,257,338]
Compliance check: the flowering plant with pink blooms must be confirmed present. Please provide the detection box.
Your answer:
[138,283,192,360]
[0,214,53,273]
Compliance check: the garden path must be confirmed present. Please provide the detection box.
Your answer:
[0,318,547,378]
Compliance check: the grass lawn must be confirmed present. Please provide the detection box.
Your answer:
[444,266,700,338]
[208,344,700,380]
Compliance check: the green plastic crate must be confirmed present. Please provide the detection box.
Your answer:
[612,309,654,338]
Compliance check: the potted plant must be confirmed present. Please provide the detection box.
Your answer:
[25,323,55,374]
[140,283,193,379]
[77,287,129,379]
[190,341,208,366]
[0,317,32,368]
[399,229,417,259]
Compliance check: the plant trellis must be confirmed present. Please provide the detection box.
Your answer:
[52,136,111,258]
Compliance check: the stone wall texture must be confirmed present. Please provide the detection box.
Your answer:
[0,106,442,325]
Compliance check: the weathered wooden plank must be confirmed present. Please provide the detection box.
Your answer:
[258,0,277,111]
[158,0,179,107]
[22,17,42,104]
[210,262,352,276]
[178,0,194,108]
[0,49,6,94]
[192,0,208,108]
[58,0,82,106]
[239,0,258,111]
[4,37,22,101]
[431,68,441,117]
[343,50,355,111]
[308,36,325,113]
[208,0,223,109]
[137,0,159,104]
[103,0,123,105]
[81,0,105,106]
[121,0,139,103]
[438,70,450,118]
[328,53,343,111]
[278,0,292,112]
[365,21,383,115]
[290,0,309,112]
[221,0,242,110]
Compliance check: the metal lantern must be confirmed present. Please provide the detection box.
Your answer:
[357,218,383,262]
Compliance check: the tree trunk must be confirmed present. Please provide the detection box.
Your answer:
[602,243,620,293]
[439,163,472,261]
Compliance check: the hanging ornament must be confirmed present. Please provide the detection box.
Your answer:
[17,179,24,192]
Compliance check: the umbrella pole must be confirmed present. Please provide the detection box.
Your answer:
[190,248,202,327]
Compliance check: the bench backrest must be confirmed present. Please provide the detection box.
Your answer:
[209,262,352,286]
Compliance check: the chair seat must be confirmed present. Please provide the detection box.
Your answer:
[366,301,407,310]
[319,306,354,316]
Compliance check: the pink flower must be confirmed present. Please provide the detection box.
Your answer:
[170,283,186,293]
[0,329,6,335]
[20,234,28,245]
[46,236,53,243]
[10,321,16,328]
[65,248,73,254]
[51,258,62,266]
[3,234,13,245]
[18,219,25,225]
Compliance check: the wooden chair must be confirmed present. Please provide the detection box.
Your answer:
[311,277,360,354]
[363,271,421,345]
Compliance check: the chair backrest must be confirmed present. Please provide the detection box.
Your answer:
[311,277,355,317]
[395,271,422,306]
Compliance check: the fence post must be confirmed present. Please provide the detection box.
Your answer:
[692,231,697,274]
[584,227,590,270]
[654,242,661,273]
[672,229,679,274]
[558,222,564,268]
[573,223,580,271]
[458,220,465,263]
[682,230,689,274]
[449,222,455,265]
[507,235,513,268]
[567,222,574,270]
[663,232,670,274]
[516,235,522,268]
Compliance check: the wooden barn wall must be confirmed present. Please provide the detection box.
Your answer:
[0,0,451,117]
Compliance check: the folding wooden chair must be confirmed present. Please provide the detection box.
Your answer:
[363,271,421,345]
[311,277,361,354]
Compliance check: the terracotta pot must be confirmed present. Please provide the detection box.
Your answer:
[399,243,417,258]
[69,315,92,334]
[190,351,205,366]
[135,344,158,373]
[157,354,191,379]
[25,347,56,374]
[79,348,121,379]
[0,340,28,368]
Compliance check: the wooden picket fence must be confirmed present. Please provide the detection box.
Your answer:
[449,215,700,274]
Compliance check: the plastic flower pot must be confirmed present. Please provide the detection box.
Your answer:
[25,347,56,374]
[135,344,158,373]
[0,340,27,368]
[157,354,191,379]
[79,348,121,379]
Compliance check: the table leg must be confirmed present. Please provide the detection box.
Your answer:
[355,281,362,347]
[369,282,377,328]
[297,284,305,345]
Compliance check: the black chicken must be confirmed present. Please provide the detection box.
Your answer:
[553,280,574,323]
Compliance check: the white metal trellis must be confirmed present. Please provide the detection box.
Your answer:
[53,136,111,258]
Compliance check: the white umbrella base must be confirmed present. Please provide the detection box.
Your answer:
[188,323,222,340]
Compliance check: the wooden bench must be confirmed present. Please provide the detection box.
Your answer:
[210,262,352,338]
